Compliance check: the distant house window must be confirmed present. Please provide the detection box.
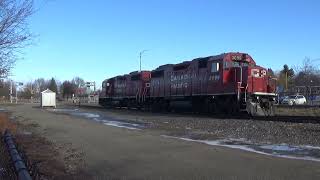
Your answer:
[211,62,220,73]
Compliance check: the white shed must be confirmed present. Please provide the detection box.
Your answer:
[40,89,56,108]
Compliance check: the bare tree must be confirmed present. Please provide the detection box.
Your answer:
[34,77,46,93]
[71,76,85,88]
[0,0,33,77]
[294,58,320,87]
[61,80,76,99]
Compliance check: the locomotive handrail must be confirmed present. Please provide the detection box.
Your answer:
[135,88,140,103]
[139,87,142,103]
[244,84,248,102]
[142,87,147,102]
[237,82,242,101]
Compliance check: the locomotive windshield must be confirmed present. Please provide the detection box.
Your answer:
[224,61,251,69]
[233,61,249,67]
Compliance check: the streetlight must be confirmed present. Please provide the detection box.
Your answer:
[139,50,149,72]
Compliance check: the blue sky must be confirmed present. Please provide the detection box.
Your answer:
[12,0,320,87]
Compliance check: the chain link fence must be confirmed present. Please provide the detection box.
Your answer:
[277,86,320,106]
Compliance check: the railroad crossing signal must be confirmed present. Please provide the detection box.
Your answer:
[86,81,96,91]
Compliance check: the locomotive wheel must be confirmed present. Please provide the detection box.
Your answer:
[160,99,170,112]
[204,98,212,114]
[151,99,164,112]
[208,100,219,114]
[142,102,150,111]
[151,101,159,112]
[191,99,200,114]
[220,97,231,114]
[192,98,207,114]
[127,100,133,110]
[230,102,240,115]
[263,102,275,116]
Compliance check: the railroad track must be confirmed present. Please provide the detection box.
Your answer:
[66,103,320,124]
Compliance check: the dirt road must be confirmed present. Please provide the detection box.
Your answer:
[3,103,320,180]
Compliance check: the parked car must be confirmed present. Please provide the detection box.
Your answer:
[277,95,288,104]
[281,95,307,105]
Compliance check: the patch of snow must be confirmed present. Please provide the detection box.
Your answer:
[259,144,300,152]
[161,135,320,162]
[51,108,78,112]
[103,121,141,130]
[72,112,100,118]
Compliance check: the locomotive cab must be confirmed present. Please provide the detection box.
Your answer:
[246,65,277,116]
[98,78,115,107]
[223,53,276,116]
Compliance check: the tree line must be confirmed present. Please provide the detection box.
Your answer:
[275,57,320,93]
[0,77,91,99]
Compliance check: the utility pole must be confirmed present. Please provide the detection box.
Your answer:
[139,50,149,72]
[30,82,33,103]
[15,86,17,104]
[285,71,288,92]
[10,80,12,103]
[14,82,23,104]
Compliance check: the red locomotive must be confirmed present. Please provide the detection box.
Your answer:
[99,52,277,116]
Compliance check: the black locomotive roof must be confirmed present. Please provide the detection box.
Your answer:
[194,54,226,62]
[154,64,174,71]
[153,53,227,72]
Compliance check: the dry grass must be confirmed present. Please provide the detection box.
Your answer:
[0,112,17,134]
[276,106,320,116]
[0,111,90,179]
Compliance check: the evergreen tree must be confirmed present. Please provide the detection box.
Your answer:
[48,78,58,93]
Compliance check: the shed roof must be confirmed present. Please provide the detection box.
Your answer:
[41,89,55,94]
